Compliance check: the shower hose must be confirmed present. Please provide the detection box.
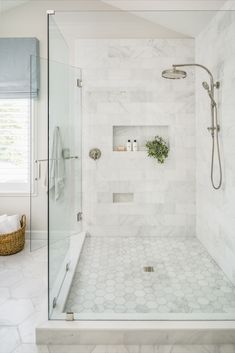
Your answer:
[211,104,222,190]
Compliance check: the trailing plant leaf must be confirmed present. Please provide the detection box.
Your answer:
[145,136,169,164]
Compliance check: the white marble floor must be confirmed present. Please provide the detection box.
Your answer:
[1,240,235,352]
[65,236,235,318]
[0,240,48,353]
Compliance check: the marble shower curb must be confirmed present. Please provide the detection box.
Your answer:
[36,321,235,345]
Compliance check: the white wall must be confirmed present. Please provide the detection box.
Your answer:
[77,38,196,237]
[0,1,51,233]
[196,1,235,284]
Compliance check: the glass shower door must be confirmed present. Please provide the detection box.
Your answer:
[30,56,48,252]
[48,14,82,319]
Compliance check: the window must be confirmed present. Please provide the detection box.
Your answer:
[0,98,32,194]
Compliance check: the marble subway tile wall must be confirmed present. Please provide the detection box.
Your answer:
[196,2,235,284]
[76,38,196,237]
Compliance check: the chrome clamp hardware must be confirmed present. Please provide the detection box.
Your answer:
[207,125,220,134]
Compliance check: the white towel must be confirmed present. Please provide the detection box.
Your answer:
[0,214,7,222]
[8,215,20,231]
[0,214,20,234]
[48,126,65,201]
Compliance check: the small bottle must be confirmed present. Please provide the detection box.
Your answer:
[126,139,132,151]
[133,139,138,151]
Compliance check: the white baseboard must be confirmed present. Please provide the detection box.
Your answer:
[26,230,47,240]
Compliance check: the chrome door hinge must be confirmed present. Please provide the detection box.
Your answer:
[52,297,57,308]
[66,312,74,321]
[77,79,83,88]
[47,10,55,15]
[66,262,70,272]
[77,212,82,222]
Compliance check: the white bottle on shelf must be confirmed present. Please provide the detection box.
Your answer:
[126,139,132,151]
[133,139,138,151]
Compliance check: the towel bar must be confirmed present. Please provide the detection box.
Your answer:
[35,156,79,162]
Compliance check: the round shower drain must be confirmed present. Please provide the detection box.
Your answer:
[143,266,154,272]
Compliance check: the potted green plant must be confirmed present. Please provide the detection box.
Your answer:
[145,136,169,164]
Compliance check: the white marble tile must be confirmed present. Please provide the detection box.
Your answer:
[0,287,10,305]
[0,268,24,287]
[0,241,48,351]
[219,345,235,353]
[47,345,95,353]
[88,346,128,353]
[169,345,235,353]
[196,3,235,286]
[0,298,35,325]
[19,310,47,344]
[12,344,49,353]
[10,278,45,299]
[0,326,21,353]
[77,38,196,238]
[40,346,235,353]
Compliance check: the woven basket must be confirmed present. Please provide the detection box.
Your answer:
[0,215,26,256]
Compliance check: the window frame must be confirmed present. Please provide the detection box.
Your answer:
[0,98,37,197]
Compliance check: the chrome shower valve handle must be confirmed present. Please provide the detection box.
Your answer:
[89,148,101,161]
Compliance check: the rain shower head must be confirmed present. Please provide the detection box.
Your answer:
[162,67,187,80]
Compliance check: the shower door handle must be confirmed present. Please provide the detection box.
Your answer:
[64,156,79,160]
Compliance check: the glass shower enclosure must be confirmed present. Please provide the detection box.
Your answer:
[46,8,235,322]
[47,14,83,319]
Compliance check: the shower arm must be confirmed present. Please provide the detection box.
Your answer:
[173,63,215,88]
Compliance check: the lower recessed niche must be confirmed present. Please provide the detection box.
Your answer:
[113,125,168,152]
[113,193,134,203]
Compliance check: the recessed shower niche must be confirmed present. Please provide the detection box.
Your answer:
[113,192,134,203]
[113,125,169,152]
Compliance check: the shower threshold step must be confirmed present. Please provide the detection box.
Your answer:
[36,320,235,345]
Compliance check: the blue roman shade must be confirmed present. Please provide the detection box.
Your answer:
[0,38,40,98]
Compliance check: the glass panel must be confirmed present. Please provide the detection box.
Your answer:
[30,56,48,252]
[48,15,82,319]
[49,9,235,321]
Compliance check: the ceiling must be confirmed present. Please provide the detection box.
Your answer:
[102,1,227,11]
[0,0,228,13]
[101,0,227,37]
[0,0,29,13]
[0,0,228,37]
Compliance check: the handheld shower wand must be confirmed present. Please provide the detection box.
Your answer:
[202,81,217,108]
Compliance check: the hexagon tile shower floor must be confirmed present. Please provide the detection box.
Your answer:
[65,236,235,316]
